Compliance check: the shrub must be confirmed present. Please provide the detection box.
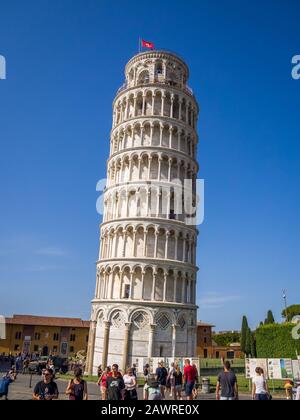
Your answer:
[256,323,300,358]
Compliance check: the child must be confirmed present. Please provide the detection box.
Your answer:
[284,380,294,400]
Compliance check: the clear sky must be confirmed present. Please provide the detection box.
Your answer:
[0,0,299,331]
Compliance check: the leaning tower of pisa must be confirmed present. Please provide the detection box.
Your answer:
[86,50,199,375]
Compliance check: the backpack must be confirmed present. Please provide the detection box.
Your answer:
[148,387,162,400]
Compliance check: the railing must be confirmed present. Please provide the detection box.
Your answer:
[116,80,194,97]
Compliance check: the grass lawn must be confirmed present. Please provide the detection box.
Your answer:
[208,374,286,395]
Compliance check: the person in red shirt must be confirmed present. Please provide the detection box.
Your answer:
[183,359,197,400]
[97,366,111,400]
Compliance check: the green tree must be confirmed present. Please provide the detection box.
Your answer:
[281,305,300,322]
[245,328,252,356]
[250,332,257,358]
[213,332,241,347]
[241,316,249,354]
[264,310,275,324]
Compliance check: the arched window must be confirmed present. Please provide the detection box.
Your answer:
[138,70,150,85]
[155,62,163,76]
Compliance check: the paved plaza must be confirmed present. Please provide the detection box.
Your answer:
[0,373,275,401]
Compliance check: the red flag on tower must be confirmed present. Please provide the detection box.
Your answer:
[142,39,155,50]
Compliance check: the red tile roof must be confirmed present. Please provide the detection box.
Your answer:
[5,315,90,328]
[197,321,215,327]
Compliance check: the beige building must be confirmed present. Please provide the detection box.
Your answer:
[86,50,200,375]
[0,315,90,357]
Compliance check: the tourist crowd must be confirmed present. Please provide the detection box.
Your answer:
[1,358,300,400]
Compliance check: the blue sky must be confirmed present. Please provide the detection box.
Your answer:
[0,0,299,331]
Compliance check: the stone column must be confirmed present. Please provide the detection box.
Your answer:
[166,193,171,219]
[154,230,158,258]
[86,320,97,375]
[181,278,185,304]
[140,127,145,146]
[133,95,137,117]
[146,190,150,216]
[141,270,145,299]
[173,273,178,302]
[109,272,114,299]
[150,124,154,146]
[102,321,111,369]
[138,157,142,179]
[182,238,186,262]
[142,94,146,116]
[132,229,137,257]
[163,272,168,302]
[159,124,163,147]
[128,158,133,181]
[184,164,188,181]
[158,158,162,181]
[113,233,118,258]
[161,93,166,117]
[143,230,147,257]
[187,278,191,303]
[125,97,129,120]
[151,272,157,300]
[122,322,132,373]
[177,162,181,181]
[130,271,134,299]
[170,95,174,118]
[156,188,160,217]
[174,234,178,261]
[179,99,182,121]
[152,93,155,115]
[168,158,172,182]
[119,272,123,299]
[169,127,173,149]
[100,236,104,260]
[148,324,156,358]
[165,231,170,260]
[125,192,130,217]
[172,324,178,358]
[122,232,127,257]
[147,157,152,180]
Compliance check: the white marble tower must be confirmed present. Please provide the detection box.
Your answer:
[86,50,199,375]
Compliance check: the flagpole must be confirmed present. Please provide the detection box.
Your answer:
[138,37,141,53]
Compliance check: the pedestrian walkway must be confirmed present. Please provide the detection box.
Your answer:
[1,374,275,400]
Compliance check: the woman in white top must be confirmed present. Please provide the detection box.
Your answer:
[252,367,269,400]
[168,363,176,398]
[123,368,138,400]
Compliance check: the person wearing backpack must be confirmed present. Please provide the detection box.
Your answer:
[155,361,168,400]
[66,367,88,400]
[0,373,14,400]
[106,364,125,401]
